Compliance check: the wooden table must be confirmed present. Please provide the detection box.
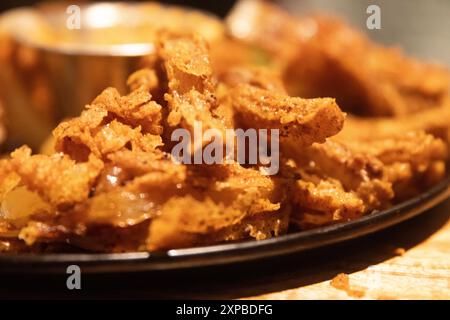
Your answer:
[1,198,449,300]
[246,199,450,300]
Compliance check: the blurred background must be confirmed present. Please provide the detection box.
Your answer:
[0,0,449,150]
[1,0,449,65]
[0,0,235,16]
[281,0,450,66]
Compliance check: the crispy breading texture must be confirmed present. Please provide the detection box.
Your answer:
[53,88,163,162]
[290,130,448,228]
[287,140,395,223]
[1,20,448,253]
[232,84,345,147]
[219,66,287,93]
[158,34,227,148]
[10,146,103,208]
[292,175,367,228]
[0,32,299,252]
[342,131,448,201]
[147,163,289,250]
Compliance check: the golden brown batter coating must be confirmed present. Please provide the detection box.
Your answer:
[147,163,290,250]
[0,33,303,252]
[0,11,448,253]
[231,84,345,148]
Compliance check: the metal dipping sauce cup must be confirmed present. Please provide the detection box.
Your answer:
[0,2,223,149]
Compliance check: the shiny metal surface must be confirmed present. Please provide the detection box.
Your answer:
[0,2,222,149]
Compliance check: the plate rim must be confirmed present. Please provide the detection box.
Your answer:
[1,176,449,273]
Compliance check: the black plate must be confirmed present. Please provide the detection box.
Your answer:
[1,176,450,274]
